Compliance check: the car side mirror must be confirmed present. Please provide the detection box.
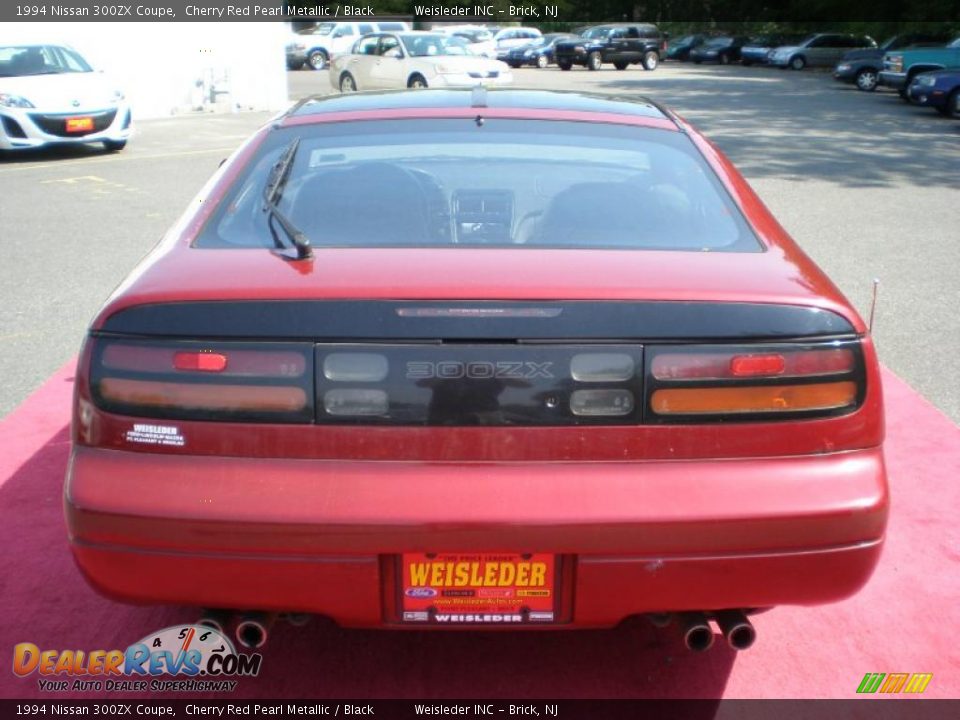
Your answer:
[385,48,403,59]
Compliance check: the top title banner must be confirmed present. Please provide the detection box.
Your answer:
[8,0,955,23]
[8,1,564,22]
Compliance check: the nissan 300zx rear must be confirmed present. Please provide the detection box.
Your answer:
[65,90,887,652]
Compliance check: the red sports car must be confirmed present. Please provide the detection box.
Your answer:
[65,89,887,652]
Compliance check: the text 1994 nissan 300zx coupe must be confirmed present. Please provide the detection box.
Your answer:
[65,89,887,652]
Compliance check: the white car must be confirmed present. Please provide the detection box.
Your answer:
[299,20,411,70]
[330,32,514,92]
[493,27,543,59]
[436,25,498,58]
[0,43,131,152]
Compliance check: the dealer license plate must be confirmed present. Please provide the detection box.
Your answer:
[399,553,557,625]
[65,117,94,133]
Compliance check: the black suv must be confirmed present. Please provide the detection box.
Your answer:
[554,23,665,71]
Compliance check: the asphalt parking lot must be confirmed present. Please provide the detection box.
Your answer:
[2,62,958,422]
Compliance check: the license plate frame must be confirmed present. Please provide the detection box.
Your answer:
[397,552,561,626]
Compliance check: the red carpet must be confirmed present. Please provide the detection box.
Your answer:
[1,359,958,699]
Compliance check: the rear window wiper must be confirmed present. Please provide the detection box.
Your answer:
[262,137,313,260]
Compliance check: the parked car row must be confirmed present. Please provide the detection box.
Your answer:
[873,36,960,118]
[831,32,955,90]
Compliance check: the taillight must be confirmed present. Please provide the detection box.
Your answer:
[646,341,864,421]
[91,338,314,422]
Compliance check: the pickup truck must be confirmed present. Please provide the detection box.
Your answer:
[878,37,960,96]
[554,23,665,71]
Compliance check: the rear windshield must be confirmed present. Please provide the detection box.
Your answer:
[197,119,761,253]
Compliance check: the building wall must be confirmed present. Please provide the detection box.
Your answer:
[11,22,289,119]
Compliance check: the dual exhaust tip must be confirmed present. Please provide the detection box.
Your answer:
[199,608,753,653]
[198,610,278,650]
[672,610,757,652]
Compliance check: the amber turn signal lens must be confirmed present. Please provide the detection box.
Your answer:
[100,378,307,413]
[651,381,857,415]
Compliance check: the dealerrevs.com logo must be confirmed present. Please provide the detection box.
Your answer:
[13,625,262,693]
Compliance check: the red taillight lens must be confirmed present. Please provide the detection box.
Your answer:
[92,339,313,422]
[102,344,306,377]
[730,353,786,377]
[652,347,854,381]
[172,351,227,373]
[647,342,862,421]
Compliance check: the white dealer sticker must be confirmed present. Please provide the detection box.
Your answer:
[125,424,185,447]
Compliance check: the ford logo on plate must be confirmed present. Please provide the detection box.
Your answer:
[405,587,438,598]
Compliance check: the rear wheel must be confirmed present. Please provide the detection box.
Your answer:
[719,52,731,65]
[587,51,602,71]
[102,139,127,153]
[286,60,303,71]
[536,54,549,69]
[855,68,878,91]
[613,60,628,70]
[307,49,328,71]
[642,51,659,71]
[408,74,428,89]
[339,73,356,93]
[789,55,806,71]
[558,60,572,71]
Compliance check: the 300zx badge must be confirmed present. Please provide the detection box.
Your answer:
[406,361,554,380]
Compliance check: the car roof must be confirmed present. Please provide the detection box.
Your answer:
[288,89,673,123]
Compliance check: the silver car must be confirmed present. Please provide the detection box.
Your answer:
[769,33,875,70]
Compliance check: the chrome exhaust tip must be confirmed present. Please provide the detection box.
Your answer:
[678,612,715,652]
[235,612,274,650]
[716,610,756,651]
[197,609,231,635]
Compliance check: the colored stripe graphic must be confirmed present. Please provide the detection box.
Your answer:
[857,672,932,694]
[904,674,934,694]
[880,673,909,693]
[857,673,885,693]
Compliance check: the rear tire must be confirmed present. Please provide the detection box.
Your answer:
[339,73,357,93]
[719,53,731,65]
[558,60,572,71]
[614,60,628,70]
[536,54,548,69]
[408,74,428,89]
[308,49,328,71]
[855,68,878,91]
[587,51,602,71]
[789,55,806,71]
[642,51,659,71]
[102,139,127,152]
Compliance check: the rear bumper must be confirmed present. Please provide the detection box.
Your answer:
[65,445,888,628]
